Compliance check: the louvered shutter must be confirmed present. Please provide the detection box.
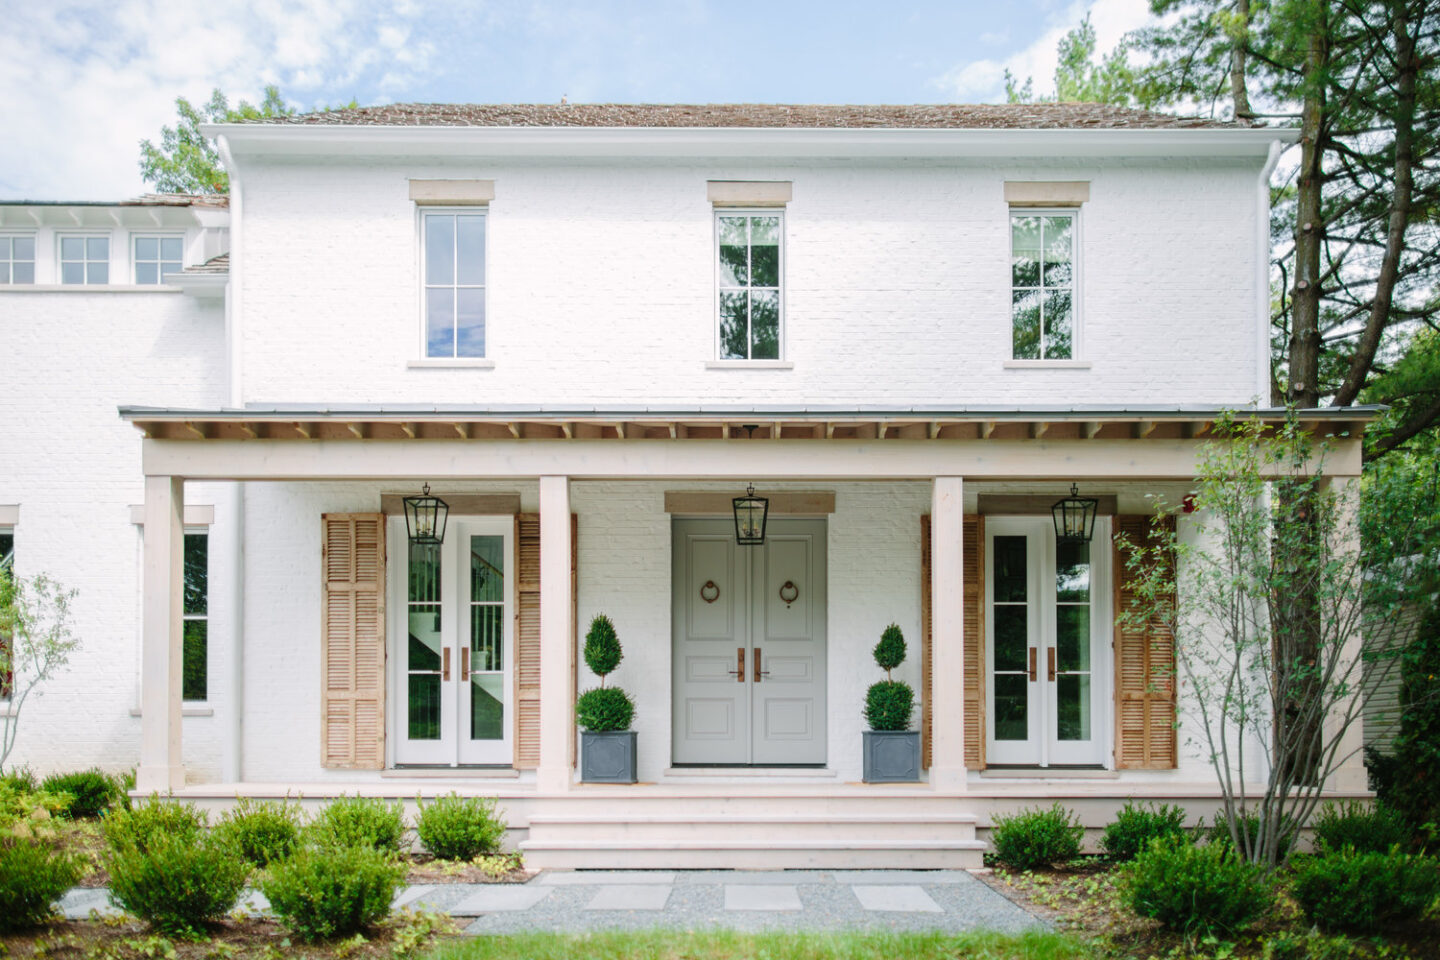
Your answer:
[1113,514,1178,769]
[513,513,578,770]
[321,514,386,769]
[921,515,985,770]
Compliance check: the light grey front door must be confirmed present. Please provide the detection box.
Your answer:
[671,518,827,766]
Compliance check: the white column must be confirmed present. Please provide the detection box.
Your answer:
[136,476,185,793]
[930,476,968,791]
[1328,475,1369,793]
[537,475,574,792]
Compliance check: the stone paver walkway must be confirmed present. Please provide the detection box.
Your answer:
[60,869,1042,935]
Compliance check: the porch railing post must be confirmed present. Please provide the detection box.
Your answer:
[930,476,969,791]
[136,475,186,793]
[537,475,574,792]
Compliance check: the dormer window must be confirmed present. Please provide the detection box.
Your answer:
[1,235,34,284]
[60,235,109,285]
[134,236,184,284]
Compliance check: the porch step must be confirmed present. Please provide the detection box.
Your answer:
[519,839,987,870]
[525,812,979,845]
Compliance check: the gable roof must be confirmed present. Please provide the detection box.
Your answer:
[246,102,1252,131]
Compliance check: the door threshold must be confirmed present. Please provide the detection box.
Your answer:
[663,766,837,778]
[382,766,521,779]
[977,767,1119,780]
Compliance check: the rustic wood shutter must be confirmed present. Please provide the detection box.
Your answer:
[921,514,985,770]
[513,513,578,770]
[1113,514,1178,769]
[321,513,386,769]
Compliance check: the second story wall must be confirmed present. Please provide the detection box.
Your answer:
[236,151,1268,408]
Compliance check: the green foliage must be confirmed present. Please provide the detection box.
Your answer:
[1125,836,1273,936]
[575,687,635,733]
[1207,810,1298,861]
[1289,848,1440,934]
[212,797,302,867]
[414,793,506,861]
[990,804,1084,871]
[0,766,38,792]
[1005,15,1140,105]
[40,767,122,818]
[259,844,405,941]
[106,832,249,938]
[1370,594,1440,840]
[138,86,295,194]
[1310,801,1411,855]
[863,680,914,732]
[305,796,405,853]
[872,623,907,674]
[583,614,623,680]
[0,837,82,931]
[0,781,71,831]
[1100,802,1190,863]
[102,797,207,854]
[1,571,80,773]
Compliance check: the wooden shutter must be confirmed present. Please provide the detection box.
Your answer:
[921,514,985,770]
[1113,514,1178,769]
[321,514,386,769]
[513,513,579,771]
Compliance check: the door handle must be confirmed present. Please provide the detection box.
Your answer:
[728,646,745,682]
[1047,647,1056,682]
[443,647,451,682]
[754,647,770,682]
[1028,647,1037,682]
[461,647,470,682]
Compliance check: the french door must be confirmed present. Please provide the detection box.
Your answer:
[985,517,1110,766]
[391,517,514,766]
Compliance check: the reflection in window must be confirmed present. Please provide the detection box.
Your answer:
[1054,539,1092,740]
[717,213,782,360]
[183,533,208,701]
[423,211,487,359]
[1,530,12,699]
[469,535,504,740]
[0,237,35,284]
[1011,213,1074,359]
[60,236,109,285]
[135,237,184,284]
[992,535,1030,741]
[407,540,442,740]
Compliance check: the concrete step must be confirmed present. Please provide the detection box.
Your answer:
[528,794,970,819]
[519,838,987,870]
[526,812,978,844]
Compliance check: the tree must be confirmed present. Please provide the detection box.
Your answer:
[138,86,295,195]
[1006,15,1142,105]
[0,568,80,772]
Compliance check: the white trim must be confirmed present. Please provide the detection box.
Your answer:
[1007,208,1081,361]
[0,285,180,294]
[407,358,496,369]
[1256,140,1285,399]
[131,232,186,285]
[129,705,215,718]
[0,505,17,525]
[417,206,489,361]
[1002,360,1092,370]
[129,504,215,526]
[714,208,785,362]
[0,230,36,285]
[703,360,794,371]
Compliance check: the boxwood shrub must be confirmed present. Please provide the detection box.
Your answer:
[990,803,1084,871]
[1289,848,1440,933]
[1125,836,1273,936]
[213,797,303,867]
[1311,800,1411,855]
[575,687,635,733]
[106,833,248,938]
[102,797,207,854]
[415,793,506,861]
[0,838,82,931]
[305,796,405,853]
[260,844,407,941]
[1101,802,1189,863]
[40,768,122,819]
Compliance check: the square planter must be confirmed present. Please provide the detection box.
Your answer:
[580,730,638,783]
[863,730,921,783]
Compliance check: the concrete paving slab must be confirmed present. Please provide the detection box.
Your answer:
[680,870,829,885]
[393,885,438,909]
[852,885,943,913]
[584,884,673,911]
[724,884,802,912]
[831,870,974,885]
[59,888,122,920]
[451,885,553,915]
[235,890,271,916]
[538,871,677,886]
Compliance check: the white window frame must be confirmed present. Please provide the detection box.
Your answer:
[1007,208,1082,361]
[0,233,37,285]
[56,232,112,286]
[714,208,786,362]
[182,526,208,704]
[132,233,186,285]
[417,207,489,360]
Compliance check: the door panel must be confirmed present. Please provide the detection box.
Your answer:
[986,526,1041,765]
[751,521,826,765]
[672,520,748,764]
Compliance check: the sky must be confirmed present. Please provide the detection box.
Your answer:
[0,0,1157,200]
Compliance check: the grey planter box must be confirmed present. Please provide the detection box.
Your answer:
[863,730,921,783]
[580,730,637,783]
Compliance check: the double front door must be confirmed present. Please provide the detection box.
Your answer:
[391,517,514,766]
[671,518,827,766]
[986,517,1111,766]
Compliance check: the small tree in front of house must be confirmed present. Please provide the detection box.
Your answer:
[1,568,80,772]
[864,623,914,731]
[575,614,634,732]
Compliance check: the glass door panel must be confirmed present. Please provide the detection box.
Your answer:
[401,540,452,763]
[987,526,1042,765]
[458,524,513,764]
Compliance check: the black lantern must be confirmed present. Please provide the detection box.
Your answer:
[733,483,769,546]
[1052,483,1099,544]
[403,483,449,545]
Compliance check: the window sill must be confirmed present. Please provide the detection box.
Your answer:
[129,705,215,718]
[407,359,496,369]
[1002,360,1093,369]
[704,360,795,371]
[0,284,181,294]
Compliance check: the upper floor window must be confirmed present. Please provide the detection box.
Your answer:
[422,210,486,358]
[1010,212,1075,360]
[1,236,35,284]
[134,236,184,284]
[717,212,782,360]
[60,236,109,285]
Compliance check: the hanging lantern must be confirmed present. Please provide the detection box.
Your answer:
[733,483,769,546]
[403,483,449,545]
[1051,483,1098,544]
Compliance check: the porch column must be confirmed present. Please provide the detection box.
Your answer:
[930,476,968,791]
[136,476,185,793]
[537,475,574,792]
[1328,475,1369,793]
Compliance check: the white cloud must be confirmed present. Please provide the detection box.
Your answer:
[931,0,1153,103]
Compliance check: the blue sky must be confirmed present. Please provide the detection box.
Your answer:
[0,0,1153,199]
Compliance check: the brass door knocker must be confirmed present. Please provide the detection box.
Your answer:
[779,580,799,606]
[700,580,720,604]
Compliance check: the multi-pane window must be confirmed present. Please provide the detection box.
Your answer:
[407,540,443,741]
[1010,213,1075,359]
[182,532,207,701]
[1,529,12,699]
[60,236,109,285]
[1054,540,1092,741]
[717,212,782,360]
[991,535,1030,742]
[423,211,486,358]
[134,236,184,284]
[1,236,35,284]
[468,535,505,740]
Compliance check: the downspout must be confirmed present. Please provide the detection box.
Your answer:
[1256,139,1284,403]
[215,134,245,784]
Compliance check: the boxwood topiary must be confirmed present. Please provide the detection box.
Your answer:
[576,613,634,732]
[583,614,623,677]
[864,623,914,731]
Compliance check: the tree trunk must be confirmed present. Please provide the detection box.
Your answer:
[1287,7,1328,409]
[1231,0,1254,120]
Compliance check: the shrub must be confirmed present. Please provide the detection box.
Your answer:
[212,797,302,867]
[864,623,915,732]
[1207,809,1298,861]
[106,833,248,938]
[1101,802,1190,863]
[306,796,405,853]
[990,803,1084,870]
[1126,836,1273,936]
[41,768,121,818]
[260,844,406,941]
[1311,800,1411,855]
[873,623,906,672]
[0,838,82,931]
[0,767,39,793]
[414,793,506,861]
[101,797,207,854]
[0,781,71,832]
[582,614,623,677]
[1289,848,1440,934]
[575,687,635,733]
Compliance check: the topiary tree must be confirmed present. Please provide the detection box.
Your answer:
[576,614,634,732]
[864,623,914,731]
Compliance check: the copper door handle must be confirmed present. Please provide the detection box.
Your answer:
[754,647,770,682]
[1028,648,1037,682]
[1047,647,1056,682]
[728,647,745,682]
[461,647,470,682]
[443,647,451,682]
